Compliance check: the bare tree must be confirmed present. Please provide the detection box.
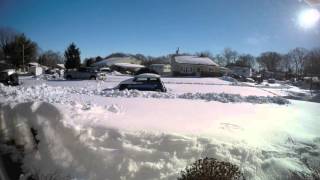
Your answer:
[0,27,17,48]
[0,27,18,61]
[280,54,292,73]
[38,50,64,68]
[236,54,255,68]
[196,51,213,58]
[304,48,320,76]
[288,47,308,77]
[222,48,238,65]
[257,52,282,72]
[215,54,225,66]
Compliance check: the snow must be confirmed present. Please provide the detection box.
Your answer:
[174,56,218,66]
[0,76,320,180]
[92,57,141,67]
[114,63,145,68]
[135,73,160,78]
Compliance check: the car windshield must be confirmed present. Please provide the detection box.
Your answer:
[135,77,148,81]
[1,1,320,180]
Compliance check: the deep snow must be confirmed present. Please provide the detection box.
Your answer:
[0,75,319,180]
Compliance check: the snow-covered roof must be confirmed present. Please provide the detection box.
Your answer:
[135,73,160,78]
[56,64,65,69]
[113,63,144,69]
[28,62,39,66]
[92,57,141,67]
[174,56,218,66]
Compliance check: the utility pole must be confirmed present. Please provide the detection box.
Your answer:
[22,44,25,72]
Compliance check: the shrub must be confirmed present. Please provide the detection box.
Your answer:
[178,157,245,180]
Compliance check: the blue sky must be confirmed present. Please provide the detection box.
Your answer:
[0,0,319,58]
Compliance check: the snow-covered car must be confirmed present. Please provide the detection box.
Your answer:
[64,68,106,80]
[0,69,19,86]
[268,78,276,84]
[118,73,167,92]
[246,78,255,83]
[99,67,111,73]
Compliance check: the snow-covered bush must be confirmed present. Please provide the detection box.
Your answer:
[178,157,245,180]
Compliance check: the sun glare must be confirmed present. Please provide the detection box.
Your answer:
[298,9,320,29]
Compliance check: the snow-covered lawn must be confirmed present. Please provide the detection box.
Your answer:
[0,75,319,180]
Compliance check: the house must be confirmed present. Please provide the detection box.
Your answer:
[27,62,43,76]
[149,64,171,76]
[171,55,220,77]
[228,65,252,78]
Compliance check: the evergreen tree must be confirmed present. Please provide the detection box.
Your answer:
[64,43,81,69]
[4,34,38,67]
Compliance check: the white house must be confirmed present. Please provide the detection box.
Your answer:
[171,55,219,77]
[149,64,171,76]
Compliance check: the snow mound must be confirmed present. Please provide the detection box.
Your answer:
[0,102,318,179]
[99,89,289,105]
[0,84,289,105]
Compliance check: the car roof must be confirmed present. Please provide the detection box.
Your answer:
[1,69,16,75]
[135,73,160,78]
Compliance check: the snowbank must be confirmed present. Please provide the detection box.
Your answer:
[0,83,289,105]
[1,78,319,180]
[0,101,319,180]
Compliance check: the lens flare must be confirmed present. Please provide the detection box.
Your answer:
[298,9,320,29]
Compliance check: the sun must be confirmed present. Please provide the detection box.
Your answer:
[298,9,320,29]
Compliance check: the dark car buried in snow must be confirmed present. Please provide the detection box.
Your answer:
[0,69,19,86]
[118,73,167,92]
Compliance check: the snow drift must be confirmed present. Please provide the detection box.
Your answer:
[0,83,289,105]
[1,101,319,180]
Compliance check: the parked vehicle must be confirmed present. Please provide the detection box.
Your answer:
[246,78,255,83]
[118,73,166,92]
[99,67,111,73]
[229,74,246,82]
[0,69,19,86]
[64,68,106,80]
[268,78,276,84]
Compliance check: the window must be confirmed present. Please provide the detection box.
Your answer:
[135,77,148,82]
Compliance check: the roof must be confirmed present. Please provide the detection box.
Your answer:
[56,64,65,69]
[28,62,39,66]
[174,56,218,66]
[92,57,141,67]
[113,63,145,68]
[135,73,160,78]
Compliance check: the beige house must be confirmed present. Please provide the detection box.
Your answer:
[171,55,220,77]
